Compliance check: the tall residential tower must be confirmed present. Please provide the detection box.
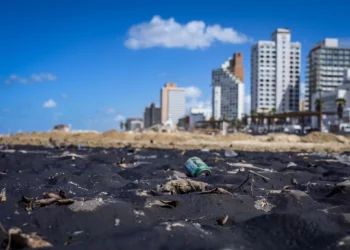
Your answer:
[160,83,186,125]
[251,29,301,113]
[212,52,245,120]
[307,39,350,110]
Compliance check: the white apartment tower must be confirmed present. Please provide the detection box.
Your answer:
[212,53,245,120]
[251,29,301,113]
[160,83,186,125]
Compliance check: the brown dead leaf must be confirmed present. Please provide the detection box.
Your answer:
[21,196,33,204]
[8,227,53,248]
[0,188,6,202]
[217,215,228,226]
[43,192,63,200]
[57,199,74,205]
[34,198,57,207]
[57,189,66,199]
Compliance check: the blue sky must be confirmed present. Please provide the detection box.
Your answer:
[1,0,349,133]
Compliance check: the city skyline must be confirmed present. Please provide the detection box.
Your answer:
[1,0,349,133]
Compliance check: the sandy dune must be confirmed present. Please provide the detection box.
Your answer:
[1,131,350,152]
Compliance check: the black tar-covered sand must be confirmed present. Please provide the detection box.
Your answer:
[1,146,350,250]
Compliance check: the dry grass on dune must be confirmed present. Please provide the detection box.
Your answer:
[1,130,350,152]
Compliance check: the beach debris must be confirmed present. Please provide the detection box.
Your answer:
[21,196,34,212]
[326,179,350,197]
[227,162,273,173]
[42,192,63,200]
[57,199,74,205]
[287,162,297,168]
[134,155,157,160]
[199,187,232,195]
[48,151,87,160]
[225,150,238,158]
[250,176,255,197]
[184,157,211,177]
[133,210,145,217]
[307,163,317,168]
[201,149,210,153]
[254,198,275,212]
[248,170,269,183]
[0,223,52,249]
[64,235,72,246]
[69,198,104,212]
[136,190,149,197]
[216,215,228,226]
[119,157,126,164]
[157,179,208,194]
[34,198,58,207]
[0,188,6,202]
[161,222,185,231]
[180,150,186,156]
[337,235,350,247]
[114,218,120,227]
[291,178,298,185]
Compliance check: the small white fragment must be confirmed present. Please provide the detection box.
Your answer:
[134,209,145,216]
[135,190,148,197]
[254,198,275,212]
[115,218,120,227]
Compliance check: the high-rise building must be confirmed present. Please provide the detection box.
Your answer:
[307,39,350,110]
[160,83,185,125]
[143,103,161,128]
[251,28,301,113]
[212,52,245,120]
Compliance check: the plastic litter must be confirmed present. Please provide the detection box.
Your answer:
[224,150,238,158]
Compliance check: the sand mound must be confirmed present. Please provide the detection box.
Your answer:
[301,132,349,144]
[225,133,255,141]
[263,134,301,143]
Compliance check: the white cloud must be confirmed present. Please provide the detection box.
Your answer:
[114,115,125,122]
[186,99,211,112]
[244,95,251,115]
[43,99,57,108]
[103,108,116,115]
[31,73,57,82]
[125,15,250,50]
[4,74,28,84]
[185,86,202,99]
[4,73,57,84]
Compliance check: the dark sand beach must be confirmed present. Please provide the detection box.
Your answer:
[1,145,350,250]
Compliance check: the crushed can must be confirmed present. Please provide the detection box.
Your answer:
[185,157,212,177]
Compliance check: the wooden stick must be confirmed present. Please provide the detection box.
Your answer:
[248,170,269,182]
[232,175,251,192]
[250,176,255,197]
